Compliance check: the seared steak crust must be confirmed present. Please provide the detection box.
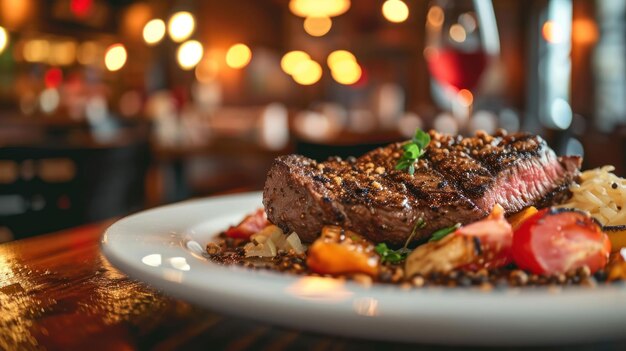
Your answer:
[263,131,581,245]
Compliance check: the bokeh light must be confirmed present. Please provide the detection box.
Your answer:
[0,27,8,54]
[382,0,409,23]
[573,18,599,45]
[177,40,203,70]
[70,0,93,18]
[330,60,361,85]
[23,39,49,63]
[195,56,220,83]
[326,49,356,69]
[225,43,252,69]
[168,11,195,43]
[40,88,60,114]
[457,89,473,107]
[49,41,77,66]
[289,0,350,18]
[104,43,127,71]
[281,50,310,75]
[449,24,467,43]
[122,2,152,39]
[542,21,565,44]
[77,41,100,65]
[458,13,477,33]
[304,16,332,37]
[44,68,63,88]
[143,19,166,45]
[427,6,444,27]
[292,59,322,85]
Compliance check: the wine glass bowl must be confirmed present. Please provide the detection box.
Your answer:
[424,0,500,133]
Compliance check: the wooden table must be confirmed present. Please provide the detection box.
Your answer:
[1,222,625,351]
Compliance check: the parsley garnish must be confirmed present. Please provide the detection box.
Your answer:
[428,223,461,242]
[375,243,407,264]
[403,217,426,248]
[395,129,431,175]
[376,218,426,264]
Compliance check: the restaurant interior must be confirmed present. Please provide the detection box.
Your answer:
[0,0,624,241]
[3,1,626,350]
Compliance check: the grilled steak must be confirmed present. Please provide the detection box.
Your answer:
[263,130,581,245]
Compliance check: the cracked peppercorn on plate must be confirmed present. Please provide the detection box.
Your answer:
[101,192,626,346]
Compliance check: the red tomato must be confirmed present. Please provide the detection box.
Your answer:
[456,204,514,270]
[225,208,269,239]
[512,208,611,275]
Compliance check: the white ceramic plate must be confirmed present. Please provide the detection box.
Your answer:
[102,192,626,346]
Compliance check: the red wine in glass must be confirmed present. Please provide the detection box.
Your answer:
[427,48,488,92]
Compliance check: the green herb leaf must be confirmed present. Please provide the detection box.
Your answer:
[428,223,462,242]
[395,128,430,175]
[375,243,407,264]
[412,129,431,150]
[395,160,410,170]
[402,217,426,249]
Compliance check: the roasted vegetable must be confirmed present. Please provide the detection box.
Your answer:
[307,226,379,276]
[604,226,626,252]
[244,224,305,257]
[405,205,513,277]
[508,206,538,231]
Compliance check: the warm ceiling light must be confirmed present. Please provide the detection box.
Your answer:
[289,0,350,18]
[330,59,361,85]
[281,50,310,75]
[225,43,252,69]
[143,19,166,45]
[104,43,127,71]
[292,59,322,85]
[177,40,203,70]
[326,49,356,69]
[0,27,8,53]
[382,0,409,23]
[303,16,332,37]
[168,11,195,43]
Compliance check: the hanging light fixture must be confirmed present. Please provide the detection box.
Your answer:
[289,0,350,37]
[289,0,350,18]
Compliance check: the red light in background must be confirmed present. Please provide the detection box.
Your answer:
[44,68,63,88]
[70,0,93,18]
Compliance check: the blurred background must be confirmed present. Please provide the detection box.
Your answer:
[0,0,624,241]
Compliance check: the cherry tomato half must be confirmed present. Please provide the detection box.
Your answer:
[225,208,269,239]
[512,208,611,275]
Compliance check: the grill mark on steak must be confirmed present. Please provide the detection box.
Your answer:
[263,130,581,245]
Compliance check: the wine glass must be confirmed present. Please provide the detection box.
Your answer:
[424,0,500,134]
